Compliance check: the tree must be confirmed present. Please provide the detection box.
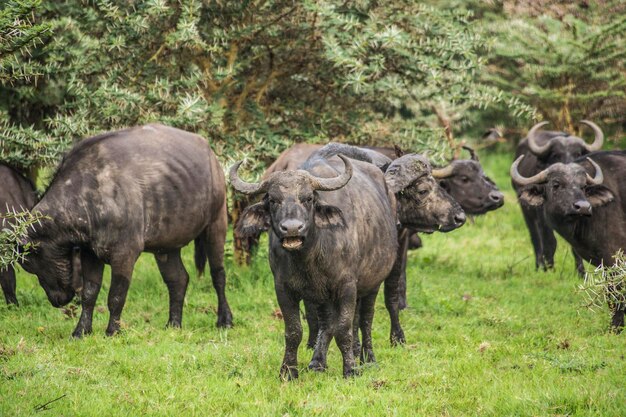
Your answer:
[476,1,626,142]
[0,0,57,182]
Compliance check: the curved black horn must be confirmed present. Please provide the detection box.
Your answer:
[307,154,353,191]
[580,120,604,152]
[462,145,479,162]
[585,158,604,185]
[527,121,552,156]
[510,155,550,186]
[229,161,269,195]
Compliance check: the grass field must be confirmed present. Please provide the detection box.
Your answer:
[1,153,624,416]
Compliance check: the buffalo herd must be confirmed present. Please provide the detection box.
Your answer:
[1,120,623,379]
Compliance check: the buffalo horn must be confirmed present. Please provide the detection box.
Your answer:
[527,121,552,156]
[462,145,479,162]
[307,154,353,191]
[580,120,604,152]
[431,163,455,179]
[229,161,269,195]
[510,155,550,186]
[585,158,604,185]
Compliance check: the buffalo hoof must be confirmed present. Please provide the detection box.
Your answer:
[105,321,121,337]
[71,327,92,339]
[166,320,182,329]
[4,296,18,306]
[279,364,299,381]
[308,359,327,372]
[343,367,360,378]
[360,349,376,364]
[390,330,406,346]
[216,309,233,328]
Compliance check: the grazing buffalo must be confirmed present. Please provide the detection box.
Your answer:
[231,145,464,379]
[0,164,38,305]
[21,124,233,337]
[511,151,626,330]
[513,121,604,272]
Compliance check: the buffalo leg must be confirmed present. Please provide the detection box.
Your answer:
[359,291,379,364]
[155,249,189,328]
[205,214,233,328]
[303,299,320,349]
[334,283,358,378]
[308,303,333,371]
[521,207,543,269]
[352,298,361,358]
[276,285,302,380]
[105,257,137,336]
[397,230,409,310]
[385,246,406,346]
[538,213,557,269]
[0,267,18,305]
[573,249,585,277]
[72,250,104,338]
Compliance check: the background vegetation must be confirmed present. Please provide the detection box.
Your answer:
[1,155,624,416]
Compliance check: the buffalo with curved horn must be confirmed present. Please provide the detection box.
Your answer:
[512,120,605,272]
[231,147,465,379]
[511,151,626,331]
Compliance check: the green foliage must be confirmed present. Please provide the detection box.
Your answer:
[1,0,535,177]
[0,0,54,174]
[478,3,626,140]
[0,209,47,269]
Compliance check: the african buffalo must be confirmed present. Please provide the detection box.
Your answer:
[231,145,464,379]
[513,121,604,272]
[511,150,626,330]
[21,124,233,337]
[0,164,38,305]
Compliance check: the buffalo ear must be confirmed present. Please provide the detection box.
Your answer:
[236,202,270,238]
[585,185,614,207]
[518,186,544,207]
[394,145,405,158]
[315,204,346,229]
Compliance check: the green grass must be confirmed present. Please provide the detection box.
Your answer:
[1,153,624,416]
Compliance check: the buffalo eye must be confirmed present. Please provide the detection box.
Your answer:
[460,175,470,183]
[417,188,429,197]
[302,195,313,204]
[552,181,560,190]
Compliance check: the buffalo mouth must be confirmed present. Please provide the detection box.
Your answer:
[282,237,304,250]
[438,224,459,232]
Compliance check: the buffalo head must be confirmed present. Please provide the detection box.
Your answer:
[526,120,604,165]
[385,154,466,233]
[435,147,504,215]
[21,222,81,307]
[231,155,352,251]
[511,155,614,218]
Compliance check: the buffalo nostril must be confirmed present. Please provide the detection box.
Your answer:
[454,212,466,225]
[280,219,305,234]
[573,200,592,214]
[489,191,503,203]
